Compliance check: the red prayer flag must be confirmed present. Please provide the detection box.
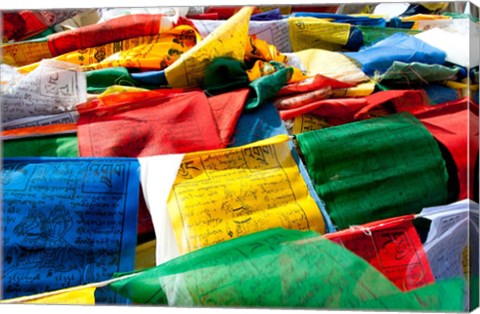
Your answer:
[278,89,429,124]
[276,74,354,97]
[47,14,195,56]
[279,97,368,122]
[325,215,435,291]
[415,97,479,200]
[2,12,25,41]
[354,90,430,120]
[77,90,224,157]
[207,88,250,146]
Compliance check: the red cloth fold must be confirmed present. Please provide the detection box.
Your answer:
[77,90,224,157]
[279,89,429,123]
[276,74,354,97]
[47,14,195,56]
[325,215,435,292]
[414,98,479,200]
[207,88,250,146]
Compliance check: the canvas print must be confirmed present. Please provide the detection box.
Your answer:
[1,1,479,312]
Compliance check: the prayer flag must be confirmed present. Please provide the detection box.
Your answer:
[108,228,463,311]
[1,285,97,305]
[296,112,449,230]
[325,215,435,291]
[77,90,224,157]
[165,6,254,87]
[166,135,327,254]
[2,157,140,303]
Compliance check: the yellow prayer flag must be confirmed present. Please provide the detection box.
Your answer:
[331,81,376,98]
[167,134,326,255]
[290,67,309,83]
[17,25,200,74]
[245,35,288,64]
[400,14,452,30]
[246,60,306,83]
[1,285,96,305]
[98,85,150,98]
[293,48,370,84]
[292,114,330,135]
[82,25,200,72]
[2,41,53,67]
[246,60,277,81]
[17,34,162,73]
[165,6,254,88]
[288,17,351,52]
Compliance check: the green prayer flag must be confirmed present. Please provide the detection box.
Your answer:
[278,236,463,311]
[245,63,293,110]
[359,278,465,311]
[296,112,449,230]
[109,228,463,311]
[204,57,249,96]
[110,228,317,304]
[379,61,460,86]
[3,134,79,157]
[86,67,155,93]
[358,26,422,48]
[442,12,479,22]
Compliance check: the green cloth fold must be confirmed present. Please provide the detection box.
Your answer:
[245,62,293,110]
[110,228,317,304]
[296,112,449,230]
[86,67,155,93]
[3,134,79,157]
[203,57,249,96]
[108,228,463,311]
[357,25,421,47]
[378,61,460,86]
[203,58,294,110]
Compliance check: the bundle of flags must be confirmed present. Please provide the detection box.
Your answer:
[1,3,479,311]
